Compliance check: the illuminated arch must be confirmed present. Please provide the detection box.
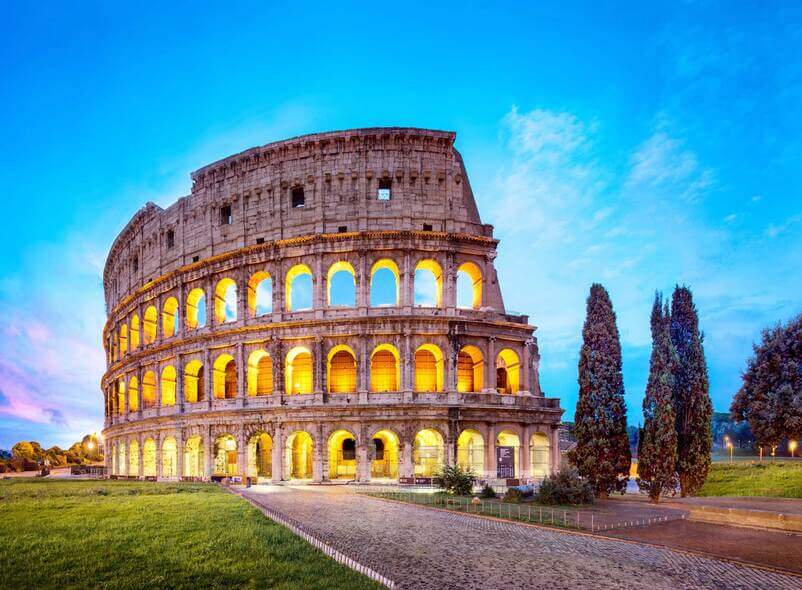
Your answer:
[161,436,178,478]
[142,438,157,477]
[285,264,313,311]
[247,432,273,479]
[183,360,204,403]
[143,305,158,344]
[128,439,139,476]
[457,429,484,475]
[285,346,313,395]
[496,348,521,394]
[214,434,238,476]
[285,431,314,479]
[370,259,400,306]
[186,288,207,329]
[328,429,357,480]
[129,314,140,350]
[116,380,126,415]
[370,344,400,392]
[457,345,484,393]
[162,297,179,338]
[327,261,356,307]
[497,430,521,477]
[117,443,126,476]
[184,435,204,478]
[160,366,177,406]
[370,429,399,479]
[413,429,444,477]
[141,370,157,409]
[530,432,551,478]
[247,349,273,396]
[327,345,356,393]
[414,344,444,392]
[456,262,483,309]
[214,278,238,324]
[213,354,237,399]
[247,271,272,317]
[119,324,128,357]
[413,259,443,307]
[127,376,139,412]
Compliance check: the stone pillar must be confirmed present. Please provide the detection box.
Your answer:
[484,337,497,393]
[550,426,561,475]
[443,254,456,311]
[486,424,496,479]
[120,439,128,477]
[313,338,323,394]
[176,355,184,412]
[236,342,246,407]
[314,254,324,318]
[155,432,163,479]
[272,261,284,321]
[177,282,186,338]
[136,366,143,420]
[401,440,413,478]
[137,434,144,478]
[204,426,214,480]
[357,442,369,482]
[175,430,184,480]
[237,427,247,480]
[445,340,458,394]
[205,279,214,328]
[312,427,323,483]
[402,333,412,395]
[237,270,247,324]
[521,425,531,479]
[203,347,212,408]
[271,426,283,483]
[357,336,369,395]
[357,253,369,311]
[402,251,412,310]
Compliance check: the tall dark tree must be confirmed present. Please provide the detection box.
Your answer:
[731,313,802,448]
[637,294,678,503]
[568,283,631,497]
[670,286,712,496]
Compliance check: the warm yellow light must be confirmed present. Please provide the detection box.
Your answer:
[87,441,95,450]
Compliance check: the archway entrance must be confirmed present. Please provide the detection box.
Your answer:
[214,434,238,477]
[248,432,273,480]
[328,430,357,480]
[370,430,399,479]
[457,429,485,475]
[530,432,551,478]
[285,431,313,480]
[413,429,444,477]
[184,435,204,478]
[496,431,521,478]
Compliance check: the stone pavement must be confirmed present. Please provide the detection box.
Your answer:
[241,485,802,590]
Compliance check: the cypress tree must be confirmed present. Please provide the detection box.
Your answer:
[637,294,678,503]
[670,286,712,496]
[568,283,631,497]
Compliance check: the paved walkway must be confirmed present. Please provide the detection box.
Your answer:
[241,485,801,590]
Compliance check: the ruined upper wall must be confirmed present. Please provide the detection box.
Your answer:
[103,127,493,310]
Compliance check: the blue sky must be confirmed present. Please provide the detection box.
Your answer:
[1,1,800,448]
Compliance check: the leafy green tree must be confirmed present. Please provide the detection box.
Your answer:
[637,294,678,503]
[11,441,36,461]
[568,283,631,497]
[670,286,712,497]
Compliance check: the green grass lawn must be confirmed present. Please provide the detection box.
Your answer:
[698,461,802,498]
[0,479,379,590]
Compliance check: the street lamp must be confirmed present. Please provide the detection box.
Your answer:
[726,440,733,463]
[790,440,798,458]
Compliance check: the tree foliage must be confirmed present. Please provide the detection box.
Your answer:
[568,283,631,497]
[637,294,678,503]
[731,313,802,447]
[1,434,103,473]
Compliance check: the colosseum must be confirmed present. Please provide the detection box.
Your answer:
[101,127,563,485]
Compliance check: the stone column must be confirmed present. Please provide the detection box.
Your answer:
[203,347,212,408]
[237,270,247,324]
[357,442,369,483]
[484,337,497,393]
[443,254,456,311]
[401,440,413,478]
[271,426,283,483]
[176,355,184,412]
[236,342,246,407]
[272,260,284,321]
[357,252,369,311]
[203,426,214,480]
[137,434,144,478]
[204,279,213,328]
[402,333,412,395]
[486,424,496,479]
[521,424,531,479]
[120,439,128,477]
[237,427,247,480]
[445,339,458,394]
[314,254,324,318]
[177,281,186,339]
[136,366,143,420]
[155,432,163,479]
[402,251,412,310]
[313,338,323,394]
[357,336,369,396]
[550,426,561,475]
[175,430,184,480]
[312,427,323,483]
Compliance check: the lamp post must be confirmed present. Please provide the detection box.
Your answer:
[790,440,798,458]
[726,441,733,463]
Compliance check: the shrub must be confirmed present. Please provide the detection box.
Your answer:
[503,488,524,503]
[433,464,475,495]
[478,484,497,499]
[536,469,594,505]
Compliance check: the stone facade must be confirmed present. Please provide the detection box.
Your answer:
[100,127,563,483]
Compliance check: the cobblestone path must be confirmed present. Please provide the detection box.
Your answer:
[242,486,802,590]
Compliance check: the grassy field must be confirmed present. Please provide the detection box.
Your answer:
[698,461,802,498]
[0,479,379,590]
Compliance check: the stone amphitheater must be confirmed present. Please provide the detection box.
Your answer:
[101,127,564,484]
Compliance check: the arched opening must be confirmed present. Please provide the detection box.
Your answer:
[130,314,140,350]
[247,432,273,479]
[285,264,313,311]
[371,429,399,479]
[119,324,128,357]
[128,376,139,412]
[496,431,521,478]
[328,429,357,480]
[327,261,356,307]
[247,350,273,396]
[160,366,177,406]
[413,259,442,307]
[248,271,272,317]
[117,444,126,476]
[214,434,238,477]
[530,432,551,478]
[186,288,207,329]
[142,438,157,477]
[162,437,178,478]
[184,435,204,478]
[456,262,483,309]
[162,297,179,338]
[214,278,238,324]
[457,345,484,393]
[213,354,237,399]
[285,346,313,395]
[117,380,126,415]
[327,346,356,393]
[141,371,157,409]
[496,349,521,394]
[370,344,400,392]
[143,305,158,344]
[285,431,313,480]
[110,444,117,475]
[128,440,139,476]
[183,360,204,403]
[413,429,444,477]
[370,259,400,307]
[414,344,444,392]
[457,429,485,475]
